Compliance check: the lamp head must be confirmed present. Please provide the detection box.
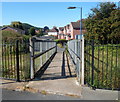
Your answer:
[67,7,76,9]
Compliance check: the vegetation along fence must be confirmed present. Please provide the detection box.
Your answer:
[84,39,120,90]
[29,38,57,79]
[67,38,84,85]
[1,37,57,81]
[1,39,30,81]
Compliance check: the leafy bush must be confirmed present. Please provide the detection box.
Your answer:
[55,39,67,47]
[1,30,30,41]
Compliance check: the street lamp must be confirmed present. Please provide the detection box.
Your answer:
[67,7,82,37]
[67,6,84,85]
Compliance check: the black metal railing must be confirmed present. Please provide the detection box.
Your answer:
[1,37,57,81]
[84,39,120,90]
[1,39,30,81]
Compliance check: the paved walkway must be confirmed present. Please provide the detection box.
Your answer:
[26,47,82,97]
[1,47,119,100]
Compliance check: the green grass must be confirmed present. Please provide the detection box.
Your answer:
[2,53,30,80]
[57,43,64,48]
[1,40,30,81]
[1,40,56,81]
[85,44,120,89]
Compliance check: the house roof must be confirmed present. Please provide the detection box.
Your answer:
[66,24,70,27]
[59,27,64,31]
[48,27,59,32]
[71,21,85,30]
[76,19,85,22]
[71,22,80,29]
[49,29,57,32]
[1,26,25,33]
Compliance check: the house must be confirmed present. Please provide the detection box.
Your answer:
[1,26,25,34]
[58,20,86,40]
[58,27,64,39]
[48,27,58,38]
[35,29,40,34]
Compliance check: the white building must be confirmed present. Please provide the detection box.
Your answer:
[48,28,58,37]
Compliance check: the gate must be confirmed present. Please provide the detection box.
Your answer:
[29,37,57,79]
[1,39,30,81]
[84,39,120,90]
[67,37,84,85]
[1,37,57,81]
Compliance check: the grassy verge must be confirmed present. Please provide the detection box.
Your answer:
[85,44,120,89]
[2,53,30,81]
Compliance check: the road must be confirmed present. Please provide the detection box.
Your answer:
[2,89,81,100]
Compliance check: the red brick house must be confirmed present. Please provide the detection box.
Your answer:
[58,20,86,40]
[58,27,64,39]
[1,26,25,34]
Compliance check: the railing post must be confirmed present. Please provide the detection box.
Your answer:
[56,42,57,53]
[91,39,94,85]
[77,40,80,84]
[40,42,42,67]
[16,40,20,82]
[29,38,34,79]
[81,36,84,85]
[45,42,47,61]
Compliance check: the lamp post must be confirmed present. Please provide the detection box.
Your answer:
[67,7,82,36]
[67,7,84,85]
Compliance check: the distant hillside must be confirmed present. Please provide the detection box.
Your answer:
[22,23,41,30]
[21,23,42,35]
[1,22,43,35]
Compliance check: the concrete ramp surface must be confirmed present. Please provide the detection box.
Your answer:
[27,47,82,97]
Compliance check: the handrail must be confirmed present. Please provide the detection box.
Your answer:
[33,46,56,59]
[31,37,56,42]
[67,46,82,62]
[34,39,56,42]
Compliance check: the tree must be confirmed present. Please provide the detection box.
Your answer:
[109,9,120,41]
[29,27,36,36]
[11,21,23,30]
[84,2,120,43]
[91,2,116,19]
[44,26,49,32]
[39,28,44,36]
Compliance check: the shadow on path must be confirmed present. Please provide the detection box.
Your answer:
[66,51,72,77]
[34,52,56,79]
[34,47,76,81]
[61,51,66,77]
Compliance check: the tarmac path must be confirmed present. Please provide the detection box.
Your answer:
[26,47,82,97]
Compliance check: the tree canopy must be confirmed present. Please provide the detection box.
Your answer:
[44,26,49,32]
[11,21,23,30]
[84,2,120,43]
[29,27,36,36]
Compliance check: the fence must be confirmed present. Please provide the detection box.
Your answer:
[1,39,30,81]
[29,38,57,79]
[67,38,84,85]
[84,39,120,90]
[1,37,57,81]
